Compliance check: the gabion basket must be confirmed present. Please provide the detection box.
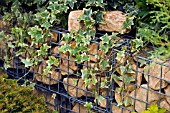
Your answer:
[0,26,170,113]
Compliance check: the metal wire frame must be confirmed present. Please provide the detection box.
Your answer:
[0,26,170,113]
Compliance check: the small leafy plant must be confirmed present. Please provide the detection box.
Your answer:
[142,104,166,113]
[0,75,48,113]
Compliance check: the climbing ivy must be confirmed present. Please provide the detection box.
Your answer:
[0,0,169,112]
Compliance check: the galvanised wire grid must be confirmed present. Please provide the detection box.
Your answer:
[0,26,170,113]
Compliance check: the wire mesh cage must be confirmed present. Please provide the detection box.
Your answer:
[0,26,170,113]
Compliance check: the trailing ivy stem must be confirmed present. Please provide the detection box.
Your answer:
[16,70,30,82]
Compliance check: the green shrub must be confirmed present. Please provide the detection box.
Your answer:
[142,104,166,113]
[0,75,48,113]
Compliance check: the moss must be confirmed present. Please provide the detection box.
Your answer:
[0,74,49,113]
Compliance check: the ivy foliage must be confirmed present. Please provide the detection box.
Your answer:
[0,0,169,112]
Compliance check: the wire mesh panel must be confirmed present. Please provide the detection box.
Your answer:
[1,26,170,113]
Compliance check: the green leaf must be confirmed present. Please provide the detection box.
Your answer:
[117,101,123,106]
[28,26,43,45]
[91,77,97,85]
[37,44,51,56]
[142,110,150,113]
[58,44,70,53]
[116,51,125,61]
[47,56,59,67]
[81,68,88,80]
[7,42,15,48]
[99,59,109,70]
[65,0,76,9]
[84,78,91,87]
[43,65,52,74]
[95,95,104,105]
[62,33,73,43]
[130,38,143,52]
[123,97,131,106]
[111,74,121,83]
[21,58,33,68]
[84,102,93,111]
[127,65,135,74]
[96,11,105,24]
[122,16,134,30]
[41,22,51,29]
[148,104,159,112]
[158,108,167,113]
[79,8,95,27]
[52,110,58,113]
[138,59,146,67]
[120,66,126,75]
[75,53,89,64]
[123,75,135,86]
[101,33,110,44]
[73,79,78,85]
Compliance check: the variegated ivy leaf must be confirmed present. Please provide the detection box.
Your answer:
[130,38,143,52]
[138,59,146,67]
[120,75,135,86]
[95,95,104,105]
[18,42,28,47]
[81,68,88,80]
[95,11,105,24]
[111,74,121,83]
[99,59,109,70]
[120,66,126,75]
[117,101,123,106]
[48,1,59,13]
[116,50,125,61]
[28,26,43,45]
[124,97,132,107]
[21,58,33,68]
[75,53,89,64]
[47,56,59,67]
[58,43,70,53]
[127,64,135,74]
[79,8,95,27]
[84,102,93,111]
[64,0,77,9]
[62,33,73,43]
[100,33,110,44]
[100,78,108,88]
[43,65,52,74]
[16,49,25,56]
[100,44,110,54]
[84,78,91,87]
[37,44,51,56]
[122,16,134,30]
[86,0,106,8]
[75,33,84,44]
[83,36,91,46]
[42,21,51,29]
[34,10,50,25]
[91,77,97,85]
